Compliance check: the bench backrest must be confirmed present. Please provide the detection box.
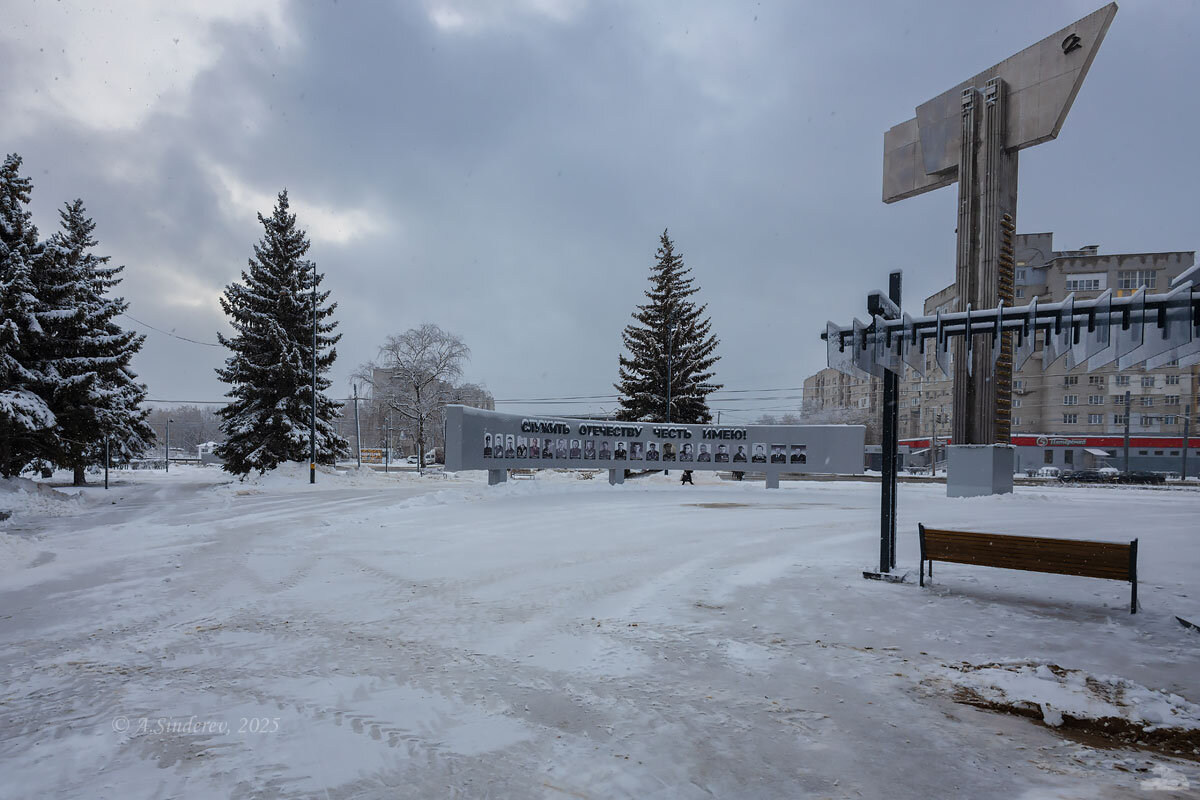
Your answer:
[919,526,1136,582]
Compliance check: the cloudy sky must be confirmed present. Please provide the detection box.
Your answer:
[2,0,1195,421]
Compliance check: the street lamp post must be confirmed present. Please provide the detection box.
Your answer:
[165,418,173,473]
[310,269,317,485]
[665,317,675,425]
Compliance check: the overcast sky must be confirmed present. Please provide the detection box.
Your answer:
[3,0,1196,421]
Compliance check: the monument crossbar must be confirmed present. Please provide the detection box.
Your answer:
[823,268,1199,380]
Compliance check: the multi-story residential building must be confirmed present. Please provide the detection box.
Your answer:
[805,233,1200,474]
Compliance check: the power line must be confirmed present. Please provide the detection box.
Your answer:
[121,313,222,347]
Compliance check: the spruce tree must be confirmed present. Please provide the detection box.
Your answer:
[0,154,54,477]
[615,229,722,423]
[35,200,154,484]
[216,190,347,475]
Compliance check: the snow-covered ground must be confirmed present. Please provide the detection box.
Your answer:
[1,465,1198,798]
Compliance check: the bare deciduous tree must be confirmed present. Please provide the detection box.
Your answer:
[371,324,470,471]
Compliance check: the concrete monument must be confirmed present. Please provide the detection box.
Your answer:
[883,3,1117,446]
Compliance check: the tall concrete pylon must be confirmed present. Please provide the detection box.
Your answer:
[882,3,1118,445]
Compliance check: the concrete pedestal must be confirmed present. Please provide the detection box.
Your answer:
[947,444,1014,498]
[488,469,507,485]
[608,469,624,485]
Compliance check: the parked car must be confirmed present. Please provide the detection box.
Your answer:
[406,455,419,464]
[1058,469,1115,484]
[1036,466,1061,478]
[1114,471,1166,485]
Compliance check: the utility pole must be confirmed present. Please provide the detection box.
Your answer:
[665,316,675,425]
[165,418,172,473]
[104,435,109,490]
[1123,390,1131,474]
[353,383,362,469]
[384,417,390,474]
[310,270,317,485]
[1183,404,1191,481]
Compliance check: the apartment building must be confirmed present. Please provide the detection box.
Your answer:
[805,233,1200,473]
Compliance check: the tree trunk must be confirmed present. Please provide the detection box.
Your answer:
[73,465,86,486]
[416,422,425,473]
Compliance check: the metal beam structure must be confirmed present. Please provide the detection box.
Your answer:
[824,267,1200,382]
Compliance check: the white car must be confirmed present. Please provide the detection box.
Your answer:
[1036,466,1061,478]
[406,455,419,464]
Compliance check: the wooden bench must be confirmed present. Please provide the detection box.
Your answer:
[918,524,1139,613]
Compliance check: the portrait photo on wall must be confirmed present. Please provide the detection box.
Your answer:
[646,442,660,461]
[679,442,694,462]
[516,436,528,458]
[583,440,596,459]
[662,442,676,462]
[504,435,516,459]
[715,444,730,463]
[614,441,628,460]
[733,444,747,463]
[697,443,711,462]
[556,438,568,458]
[569,439,582,459]
[751,443,767,463]
[790,444,807,464]
[598,440,612,460]
[542,439,554,458]
[771,444,786,464]
[528,437,540,459]
[630,441,644,460]
[483,433,494,458]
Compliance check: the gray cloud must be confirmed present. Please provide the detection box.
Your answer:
[4,1,1196,420]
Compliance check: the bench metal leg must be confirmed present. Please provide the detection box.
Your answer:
[919,559,924,587]
[1130,538,1139,614]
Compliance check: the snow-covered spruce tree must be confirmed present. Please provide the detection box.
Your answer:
[0,154,54,477]
[34,200,154,485]
[216,190,347,476]
[615,229,721,424]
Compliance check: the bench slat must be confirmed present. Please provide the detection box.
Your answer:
[920,528,1134,581]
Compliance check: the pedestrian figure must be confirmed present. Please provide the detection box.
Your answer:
[680,470,694,485]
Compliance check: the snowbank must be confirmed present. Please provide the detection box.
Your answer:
[216,461,470,494]
[938,660,1200,734]
[0,476,80,520]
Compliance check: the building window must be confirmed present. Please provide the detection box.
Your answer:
[1013,398,1022,408]
[1116,375,1130,386]
[1062,413,1078,424]
[1164,416,1176,424]
[1017,268,1027,279]
[1166,374,1180,385]
[1044,450,1054,464]
[1063,395,1078,405]
[1116,269,1158,294]
[1114,413,1128,424]
[1140,415,1154,426]
[1141,376,1155,388]
[1166,395,1180,406]
[1088,395,1103,405]
[1113,395,1126,405]
[1064,376,1078,386]
[1154,450,1164,456]
[1088,376,1104,385]
[1013,416,1021,426]
[1065,274,1105,292]
[1014,380,1025,391]
[1138,450,1148,455]
[1015,288,1024,298]
[1141,396,1153,407]
[1088,413,1103,424]
[1064,450,1074,465]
